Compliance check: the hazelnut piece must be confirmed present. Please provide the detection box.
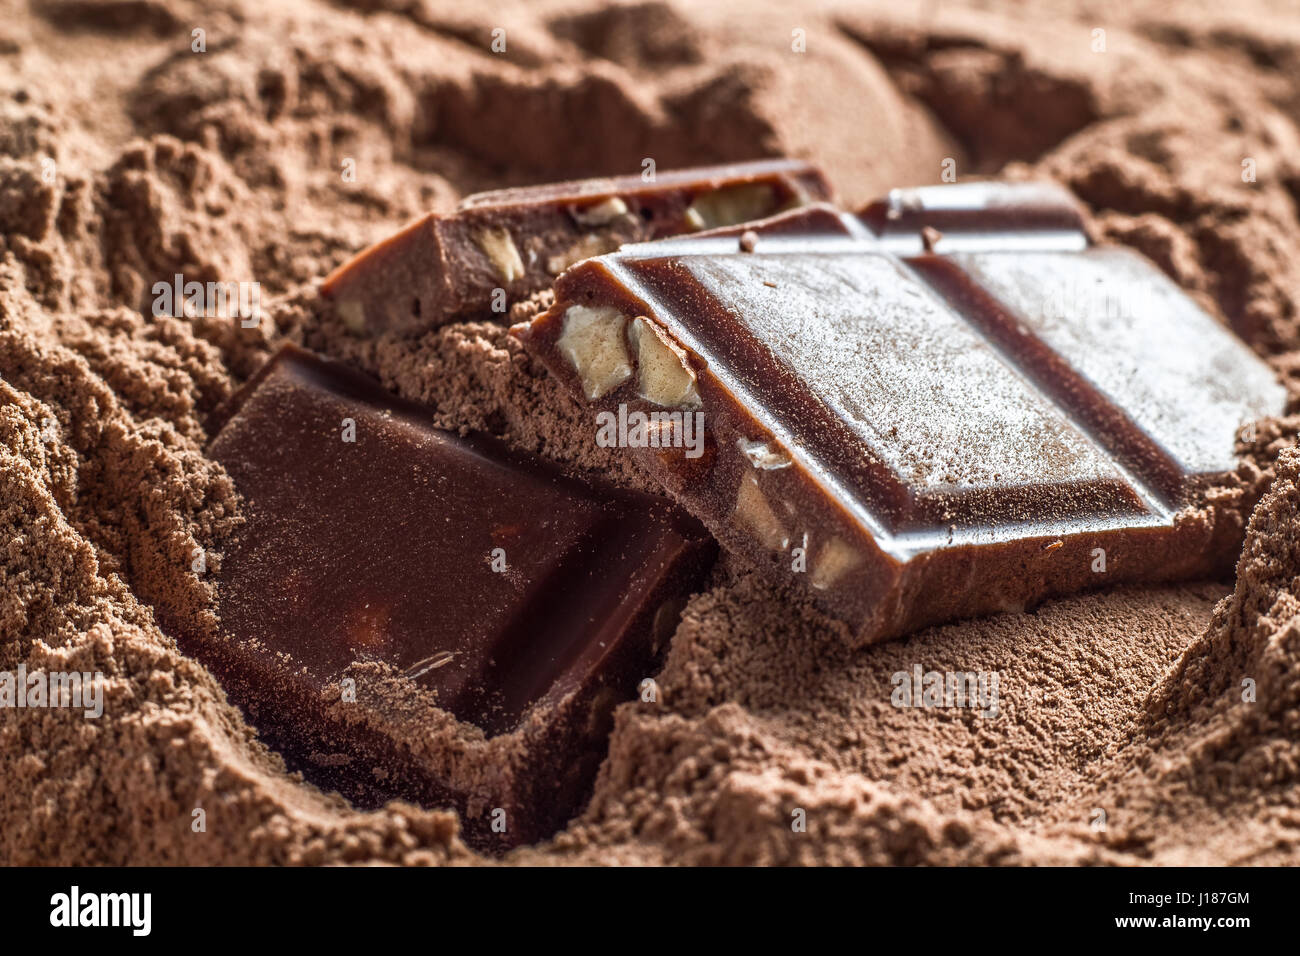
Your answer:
[557,305,632,400]
[571,197,629,227]
[685,184,779,231]
[546,233,620,275]
[336,297,366,334]
[474,227,526,283]
[630,316,701,408]
[737,437,792,470]
[732,472,788,551]
[810,537,860,590]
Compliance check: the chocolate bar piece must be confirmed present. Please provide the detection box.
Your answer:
[511,182,1286,645]
[320,159,831,336]
[186,344,714,849]
[859,181,1091,253]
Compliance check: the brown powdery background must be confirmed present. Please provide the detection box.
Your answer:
[3,0,1300,865]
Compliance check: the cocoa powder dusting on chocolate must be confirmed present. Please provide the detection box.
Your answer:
[4,0,1300,865]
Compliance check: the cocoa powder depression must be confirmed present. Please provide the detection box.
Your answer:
[4,0,1300,866]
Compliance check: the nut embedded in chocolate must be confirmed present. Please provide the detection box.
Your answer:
[571,196,630,226]
[732,470,789,551]
[630,315,701,408]
[546,233,620,276]
[685,182,782,231]
[557,304,632,399]
[809,536,861,591]
[473,226,526,283]
[319,159,833,337]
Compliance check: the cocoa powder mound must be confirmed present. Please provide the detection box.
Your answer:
[3,0,1300,866]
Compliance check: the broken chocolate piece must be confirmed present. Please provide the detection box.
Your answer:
[186,344,715,850]
[858,181,1090,253]
[512,182,1286,645]
[320,159,831,336]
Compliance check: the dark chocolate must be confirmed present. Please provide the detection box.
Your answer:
[186,344,715,849]
[858,181,1090,253]
[512,182,1286,645]
[319,159,832,336]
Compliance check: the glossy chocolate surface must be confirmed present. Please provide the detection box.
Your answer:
[513,183,1286,644]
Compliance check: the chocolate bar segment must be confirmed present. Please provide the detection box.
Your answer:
[320,159,831,336]
[909,247,1274,499]
[512,183,1286,645]
[858,181,1089,253]
[186,344,715,849]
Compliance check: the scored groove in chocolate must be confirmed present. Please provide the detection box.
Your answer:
[915,247,1283,498]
